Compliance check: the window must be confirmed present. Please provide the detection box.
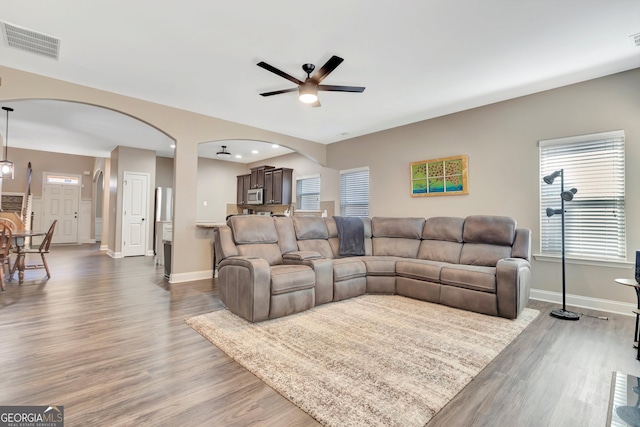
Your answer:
[296,175,321,211]
[539,130,625,261]
[45,173,80,185]
[340,167,369,217]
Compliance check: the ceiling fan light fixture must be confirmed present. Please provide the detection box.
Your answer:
[299,82,318,104]
[216,145,232,158]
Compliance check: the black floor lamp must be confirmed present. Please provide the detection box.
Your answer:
[543,169,580,321]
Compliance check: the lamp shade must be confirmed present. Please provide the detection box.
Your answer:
[298,81,318,104]
[543,170,562,185]
[546,207,563,217]
[0,160,14,179]
[561,188,577,201]
[216,145,232,158]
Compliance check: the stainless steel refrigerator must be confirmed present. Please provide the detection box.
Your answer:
[154,187,173,267]
[155,187,173,222]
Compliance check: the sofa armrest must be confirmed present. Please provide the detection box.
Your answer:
[218,256,271,322]
[283,251,323,261]
[496,258,531,319]
[214,225,239,266]
[283,256,334,305]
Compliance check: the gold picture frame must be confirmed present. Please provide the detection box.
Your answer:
[410,155,468,197]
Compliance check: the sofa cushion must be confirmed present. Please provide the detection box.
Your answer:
[440,264,497,293]
[293,217,329,240]
[229,215,278,244]
[371,217,425,239]
[237,243,283,266]
[372,237,421,258]
[357,256,399,276]
[512,228,531,261]
[422,217,464,242]
[417,240,463,264]
[274,217,298,254]
[396,259,448,282]
[297,239,334,259]
[463,215,516,246]
[459,243,512,267]
[333,258,366,281]
[270,265,315,295]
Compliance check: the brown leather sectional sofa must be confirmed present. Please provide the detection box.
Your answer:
[214,215,531,323]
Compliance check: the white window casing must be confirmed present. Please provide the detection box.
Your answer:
[539,130,625,262]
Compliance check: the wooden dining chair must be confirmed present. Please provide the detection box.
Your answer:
[21,220,57,280]
[0,218,17,273]
[0,223,13,290]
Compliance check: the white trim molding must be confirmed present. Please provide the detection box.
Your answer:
[530,288,635,317]
[107,249,123,259]
[169,270,213,284]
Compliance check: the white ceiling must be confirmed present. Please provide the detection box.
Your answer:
[0,1,639,163]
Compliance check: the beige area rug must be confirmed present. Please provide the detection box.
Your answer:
[186,295,539,427]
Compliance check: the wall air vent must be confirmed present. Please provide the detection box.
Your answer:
[1,21,60,60]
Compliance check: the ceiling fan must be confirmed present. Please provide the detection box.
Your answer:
[257,55,365,107]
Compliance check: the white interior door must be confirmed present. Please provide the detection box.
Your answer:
[43,183,79,244]
[122,171,149,257]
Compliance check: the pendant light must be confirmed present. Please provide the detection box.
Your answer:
[216,145,232,158]
[1,107,14,179]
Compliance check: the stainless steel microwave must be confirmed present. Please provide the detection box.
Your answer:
[247,188,263,205]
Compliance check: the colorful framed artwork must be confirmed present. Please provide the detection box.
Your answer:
[410,155,468,197]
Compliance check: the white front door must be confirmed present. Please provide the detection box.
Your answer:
[122,171,149,257]
[43,183,80,244]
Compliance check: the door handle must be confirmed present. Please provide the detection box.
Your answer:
[142,218,145,221]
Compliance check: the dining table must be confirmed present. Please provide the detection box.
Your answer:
[10,229,48,284]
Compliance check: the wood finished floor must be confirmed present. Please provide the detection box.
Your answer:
[0,244,637,426]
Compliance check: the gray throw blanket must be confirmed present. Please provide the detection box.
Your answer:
[334,216,365,256]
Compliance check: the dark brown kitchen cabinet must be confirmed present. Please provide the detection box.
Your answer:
[263,168,293,205]
[236,174,251,205]
[249,165,274,189]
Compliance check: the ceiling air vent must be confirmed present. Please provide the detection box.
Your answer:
[631,32,640,47]
[1,21,60,60]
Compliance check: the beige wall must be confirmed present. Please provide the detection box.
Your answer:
[108,147,119,251]
[325,68,640,304]
[4,64,640,303]
[197,157,247,221]
[110,146,156,254]
[1,147,95,199]
[155,157,174,189]
[1,66,325,279]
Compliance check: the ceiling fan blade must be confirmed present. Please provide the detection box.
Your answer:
[311,100,321,108]
[318,85,366,93]
[257,61,303,85]
[311,55,344,83]
[260,88,298,97]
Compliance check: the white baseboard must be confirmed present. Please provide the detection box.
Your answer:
[146,250,155,256]
[100,244,108,251]
[530,288,636,317]
[169,270,213,284]
[107,249,123,259]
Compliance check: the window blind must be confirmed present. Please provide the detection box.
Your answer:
[296,176,321,211]
[340,168,369,217]
[539,130,625,261]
